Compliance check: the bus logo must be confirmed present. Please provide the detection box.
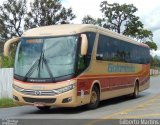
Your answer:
[35,91,41,95]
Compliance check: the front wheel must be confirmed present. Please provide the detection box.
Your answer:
[37,106,51,111]
[87,86,100,109]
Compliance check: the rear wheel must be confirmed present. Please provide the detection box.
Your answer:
[87,86,100,109]
[132,82,139,98]
[37,106,51,111]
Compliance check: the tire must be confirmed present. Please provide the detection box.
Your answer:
[37,106,51,111]
[87,86,100,109]
[132,82,139,98]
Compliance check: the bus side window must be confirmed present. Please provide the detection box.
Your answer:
[96,53,104,60]
[78,55,86,71]
[77,32,96,73]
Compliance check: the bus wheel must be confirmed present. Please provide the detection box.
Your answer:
[87,86,100,109]
[37,106,51,111]
[132,82,139,98]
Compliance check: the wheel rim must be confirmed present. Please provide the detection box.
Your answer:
[135,85,138,96]
[90,91,97,104]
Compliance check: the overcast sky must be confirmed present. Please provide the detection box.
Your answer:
[0,0,160,55]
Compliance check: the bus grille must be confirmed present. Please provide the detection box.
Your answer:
[23,97,56,103]
[21,89,58,96]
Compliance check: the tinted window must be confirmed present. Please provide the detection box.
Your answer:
[77,32,96,73]
[85,32,96,66]
[96,34,150,64]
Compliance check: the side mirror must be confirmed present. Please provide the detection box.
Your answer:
[80,34,88,55]
[3,37,20,57]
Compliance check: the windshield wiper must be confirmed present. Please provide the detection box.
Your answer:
[23,49,55,82]
[23,59,39,81]
[44,58,55,82]
[39,50,55,82]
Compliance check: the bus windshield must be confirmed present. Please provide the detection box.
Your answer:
[14,35,78,82]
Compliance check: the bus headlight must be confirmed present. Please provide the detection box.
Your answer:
[13,84,24,92]
[54,84,75,94]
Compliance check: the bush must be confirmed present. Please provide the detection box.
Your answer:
[0,55,14,68]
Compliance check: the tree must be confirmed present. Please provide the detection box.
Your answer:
[123,16,143,39]
[145,41,157,51]
[0,42,4,55]
[82,15,103,27]
[0,0,27,40]
[100,1,138,33]
[25,0,76,29]
[82,1,157,50]
[137,29,153,42]
[151,55,160,68]
[0,54,14,68]
[123,18,157,50]
[124,19,153,41]
[82,15,97,25]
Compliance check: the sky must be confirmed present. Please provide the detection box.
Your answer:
[0,0,160,55]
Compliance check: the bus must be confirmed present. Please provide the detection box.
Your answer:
[4,24,150,110]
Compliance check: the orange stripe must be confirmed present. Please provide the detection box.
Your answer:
[78,74,148,79]
[14,78,77,84]
[78,68,149,79]
[101,84,134,92]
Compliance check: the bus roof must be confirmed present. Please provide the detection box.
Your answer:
[22,24,149,48]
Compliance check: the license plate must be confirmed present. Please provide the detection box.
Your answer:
[34,102,46,107]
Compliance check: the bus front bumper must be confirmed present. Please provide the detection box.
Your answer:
[12,87,79,107]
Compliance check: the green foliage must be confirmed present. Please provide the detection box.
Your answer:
[0,42,17,68]
[0,55,14,68]
[0,0,27,40]
[82,1,157,50]
[144,41,157,51]
[0,42,4,55]
[24,0,76,29]
[82,15,103,27]
[100,1,137,33]
[0,0,76,40]
[151,55,160,68]
[123,16,143,38]
[82,15,97,25]
[0,98,17,108]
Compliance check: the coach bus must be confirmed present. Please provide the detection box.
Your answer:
[4,24,150,110]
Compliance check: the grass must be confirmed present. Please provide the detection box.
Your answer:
[0,98,17,108]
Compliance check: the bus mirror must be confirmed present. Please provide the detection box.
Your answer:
[80,34,88,55]
[4,37,20,57]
